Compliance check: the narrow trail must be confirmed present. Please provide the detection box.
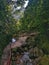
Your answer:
[1,32,39,65]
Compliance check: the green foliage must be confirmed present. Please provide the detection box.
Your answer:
[39,55,49,65]
[0,0,18,59]
[19,0,49,55]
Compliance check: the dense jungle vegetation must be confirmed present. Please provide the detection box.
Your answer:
[0,0,49,65]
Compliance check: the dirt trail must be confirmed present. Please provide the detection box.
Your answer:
[1,32,39,65]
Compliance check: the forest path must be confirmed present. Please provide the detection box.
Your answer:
[1,32,39,65]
